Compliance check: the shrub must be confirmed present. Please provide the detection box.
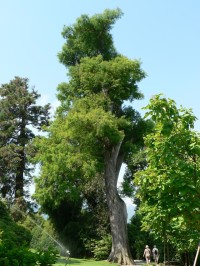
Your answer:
[0,201,31,248]
[0,201,58,265]
[85,235,111,260]
[0,244,58,266]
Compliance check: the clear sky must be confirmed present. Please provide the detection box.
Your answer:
[1,0,200,218]
[1,0,200,126]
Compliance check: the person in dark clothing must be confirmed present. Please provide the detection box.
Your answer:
[152,245,159,264]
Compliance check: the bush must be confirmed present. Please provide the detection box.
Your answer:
[0,201,31,248]
[0,244,58,266]
[85,235,111,260]
[0,201,58,265]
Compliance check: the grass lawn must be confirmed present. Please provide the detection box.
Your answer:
[54,257,119,266]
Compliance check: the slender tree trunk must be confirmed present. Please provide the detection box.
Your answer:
[104,144,134,265]
[15,153,24,199]
[14,147,26,221]
[15,121,26,200]
[166,239,170,266]
[164,239,166,265]
[193,242,200,266]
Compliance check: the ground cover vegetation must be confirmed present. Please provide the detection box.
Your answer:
[0,201,58,266]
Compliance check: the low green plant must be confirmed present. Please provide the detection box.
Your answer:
[0,201,59,265]
[0,201,31,248]
[0,245,58,266]
[85,235,111,260]
[36,248,59,266]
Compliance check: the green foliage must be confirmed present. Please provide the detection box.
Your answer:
[35,248,58,266]
[135,94,200,255]
[0,200,31,248]
[0,201,58,265]
[34,8,148,264]
[58,8,123,66]
[119,150,148,198]
[85,235,112,260]
[0,245,58,266]
[20,215,60,252]
[0,76,50,201]
[59,55,145,105]
[128,212,164,260]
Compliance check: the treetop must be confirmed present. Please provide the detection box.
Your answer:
[58,8,123,66]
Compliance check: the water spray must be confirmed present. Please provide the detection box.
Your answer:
[1,198,70,256]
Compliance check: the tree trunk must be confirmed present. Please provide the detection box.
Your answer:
[164,239,166,265]
[15,120,26,200]
[15,148,25,199]
[104,144,134,265]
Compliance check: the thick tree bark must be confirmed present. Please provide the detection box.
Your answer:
[104,143,134,265]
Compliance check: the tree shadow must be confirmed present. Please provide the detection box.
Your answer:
[56,257,82,264]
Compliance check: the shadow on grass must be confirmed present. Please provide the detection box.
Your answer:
[56,257,82,264]
[55,257,114,265]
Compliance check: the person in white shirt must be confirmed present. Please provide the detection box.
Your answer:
[143,245,151,264]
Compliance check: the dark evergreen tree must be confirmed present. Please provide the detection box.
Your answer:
[0,76,50,204]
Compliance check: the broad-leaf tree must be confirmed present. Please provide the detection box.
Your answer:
[34,9,148,264]
[135,95,200,261]
[0,77,50,204]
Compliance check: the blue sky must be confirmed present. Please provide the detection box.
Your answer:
[1,1,200,217]
[1,0,200,128]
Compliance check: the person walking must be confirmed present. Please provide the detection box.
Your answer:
[152,245,159,264]
[143,245,151,264]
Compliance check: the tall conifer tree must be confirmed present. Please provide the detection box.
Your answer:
[0,76,50,203]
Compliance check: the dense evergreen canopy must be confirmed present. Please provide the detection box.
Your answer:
[0,77,50,204]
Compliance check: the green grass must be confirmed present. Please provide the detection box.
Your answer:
[54,257,119,266]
